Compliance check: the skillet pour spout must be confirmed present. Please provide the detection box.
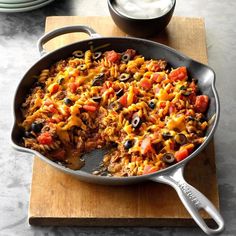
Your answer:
[11,25,224,235]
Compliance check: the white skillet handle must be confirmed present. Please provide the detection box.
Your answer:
[150,165,224,235]
[37,25,101,56]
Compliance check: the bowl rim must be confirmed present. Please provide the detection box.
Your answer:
[107,0,176,21]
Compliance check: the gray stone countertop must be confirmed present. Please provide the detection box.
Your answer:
[0,0,235,235]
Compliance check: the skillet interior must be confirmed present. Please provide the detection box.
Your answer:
[11,37,219,185]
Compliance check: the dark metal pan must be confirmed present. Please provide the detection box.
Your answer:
[11,25,224,235]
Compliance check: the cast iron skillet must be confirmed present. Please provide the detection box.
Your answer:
[11,25,224,235]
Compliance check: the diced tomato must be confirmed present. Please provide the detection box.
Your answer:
[194,95,209,113]
[51,83,59,94]
[47,83,59,95]
[189,93,197,104]
[143,165,158,175]
[184,143,194,153]
[105,50,121,63]
[151,63,160,72]
[83,104,97,112]
[175,149,189,162]
[37,132,53,145]
[119,93,128,107]
[140,78,152,90]
[141,137,154,155]
[69,83,77,93]
[133,87,139,95]
[152,73,164,83]
[169,66,187,81]
[159,101,166,109]
[152,73,159,82]
[170,140,175,151]
[68,82,80,93]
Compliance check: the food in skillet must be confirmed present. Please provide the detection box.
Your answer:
[20,49,209,176]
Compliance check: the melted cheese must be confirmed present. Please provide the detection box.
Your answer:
[62,115,86,131]
[157,88,174,101]
[167,114,186,131]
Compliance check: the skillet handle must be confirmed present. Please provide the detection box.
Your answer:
[37,25,101,56]
[150,165,224,235]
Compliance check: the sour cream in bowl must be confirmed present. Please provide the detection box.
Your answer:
[108,0,176,37]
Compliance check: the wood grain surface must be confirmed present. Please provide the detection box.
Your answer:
[29,16,219,226]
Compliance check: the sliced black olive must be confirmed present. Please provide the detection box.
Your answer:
[187,116,196,121]
[108,101,122,111]
[31,122,43,133]
[57,77,64,85]
[92,96,102,102]
[64,98,73,106]
[100,172,109,176]
[77,64,87,71]
[153,142,164,153]
[149,100,156,109]
[110,141,118,148]
[165,62,172,72]
[162,132,173,140]
[24,131,35,138]
[200,116,207,122]
[115,88,124,97]
[175,133,187,145]
[91,73,105,86]
[95,73,105,80]
[118,73,130,82]
[131,116,142,129]
[35,82,45,88]
[92,78,104,86]
[162,153,175,164]
[121,53,130,63]
[72,50,84,58]
[93,51,102,60]
[124,140,134,149]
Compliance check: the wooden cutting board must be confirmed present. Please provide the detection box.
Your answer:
[29,16,219,226]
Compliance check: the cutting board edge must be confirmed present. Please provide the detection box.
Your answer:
[28,216,216,227]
